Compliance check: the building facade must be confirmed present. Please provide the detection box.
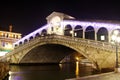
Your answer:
[0,25,22,56]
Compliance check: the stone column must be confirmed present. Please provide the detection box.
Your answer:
[83,29,85,39]
[108,31,111,43]
[95,31,97,41]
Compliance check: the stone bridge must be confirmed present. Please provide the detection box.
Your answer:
[1,11,120,71]
[0,35,119,70]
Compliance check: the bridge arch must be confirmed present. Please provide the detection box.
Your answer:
[17,39,95,68]
[2,35,118,70]
[4,12,120,71]
[19,42,23,45]
[24,39,28,43]
[29,36,34,41]
[85,26,95,40]
[35,33,40,38]
[41,29,47,36]
[74,25,83,38]
[64,24,72,36]
[97,27,108,42]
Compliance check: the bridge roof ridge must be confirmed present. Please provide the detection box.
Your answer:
[63,20,120,30]
[64,19,120,24]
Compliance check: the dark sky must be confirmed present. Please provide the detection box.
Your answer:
[0,0,120,36]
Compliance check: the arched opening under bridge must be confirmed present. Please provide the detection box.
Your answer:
[19,44,89,65]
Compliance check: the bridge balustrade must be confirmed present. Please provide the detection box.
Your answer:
[1,35,118,60]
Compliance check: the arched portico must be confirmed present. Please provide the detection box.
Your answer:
[85,26,95,40]
[41,29,47,36]
[64,24,72,36]
[74,25,83,38]
[97,27,108,42]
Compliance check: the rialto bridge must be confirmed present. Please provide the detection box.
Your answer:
[1,11,120,70]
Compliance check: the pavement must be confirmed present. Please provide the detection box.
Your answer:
[65,72,120,80]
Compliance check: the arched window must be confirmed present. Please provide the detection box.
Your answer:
[6,34,9,38]
[24,39,28,43]
[3,33,5,37]
[74,25,83,38]
[19,42,22,45]
[41,29,47,36]
[14,44,18,47]
[13,35,15,38]
[97,27,108,42]
[85,26,95,40]
[35,33,40,38]
[29,36,33,41]
[64,24,72,36]
[16,35,18,39]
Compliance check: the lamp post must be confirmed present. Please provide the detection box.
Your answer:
[111,29,120,73]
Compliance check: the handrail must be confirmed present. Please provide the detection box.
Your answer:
[0,35,117,60]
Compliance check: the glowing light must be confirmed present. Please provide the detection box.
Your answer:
[70,30,73,34]
[14,24,49,45]
[111,29,120,72]
[111,30,120,43]
[0,51,8,56]
[62,20,120,30]
[74,32,77,36]
[101,35,105,40]
[14,20,120,46]
[9,71,12,75]
[117,36,120,42]
[5,44,13,49]
[76,61,79,78]
[59,63,63,69]
[76,57,79,61]
[111,35,116,41]
[0,32,3,35]
[114,30,119,35]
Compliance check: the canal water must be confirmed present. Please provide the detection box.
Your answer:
[7,62,112,80]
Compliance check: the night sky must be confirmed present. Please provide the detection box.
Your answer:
[0,0,120,36]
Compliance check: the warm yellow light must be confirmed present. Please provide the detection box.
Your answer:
[9,34,13,37]
[75,61,79,77]
[76,57,79,61]
[5,43,13,49]
[70,31,73,34]
[59,64,63,69]
[0,32,3,35]
[18,35,21,39]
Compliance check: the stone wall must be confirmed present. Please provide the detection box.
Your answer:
[0,62,9,80]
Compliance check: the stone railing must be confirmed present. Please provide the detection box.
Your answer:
[0,35,117,60]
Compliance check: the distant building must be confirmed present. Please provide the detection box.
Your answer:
[0,25,22,56]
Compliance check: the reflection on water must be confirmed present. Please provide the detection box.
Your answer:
[75,61,79,78]
[7,63,99,80]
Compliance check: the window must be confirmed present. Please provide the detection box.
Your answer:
[51,27,53,31]
[101,35,105,40]
[2,42,5,47]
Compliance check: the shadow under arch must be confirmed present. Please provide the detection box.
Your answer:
[17,40,98,70]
